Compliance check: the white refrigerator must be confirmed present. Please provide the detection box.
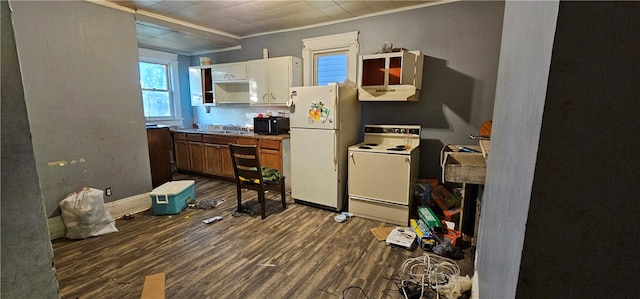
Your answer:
[289,84,361,211]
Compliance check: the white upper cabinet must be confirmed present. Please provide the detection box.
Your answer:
[247,56,302,105]
[211,62,247,82]
[188,66,216,106]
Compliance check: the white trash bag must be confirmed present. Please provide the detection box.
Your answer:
[59,187,118,239]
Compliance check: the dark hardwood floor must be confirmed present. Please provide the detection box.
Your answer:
[52,174,474,298]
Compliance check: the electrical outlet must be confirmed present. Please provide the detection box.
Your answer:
[105,188,112,196]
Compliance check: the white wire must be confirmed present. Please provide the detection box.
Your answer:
[398,253,461,299]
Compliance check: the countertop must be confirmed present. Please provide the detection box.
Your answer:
[171,128,290,140]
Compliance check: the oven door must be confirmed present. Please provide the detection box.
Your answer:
[348,150,413,205]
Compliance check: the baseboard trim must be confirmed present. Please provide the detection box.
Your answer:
[471,270,479,299]
[48,192,151,240]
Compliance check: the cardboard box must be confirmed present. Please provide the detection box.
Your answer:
[417,206,442,232]
[150,180,195,215]
[141,272,165,299]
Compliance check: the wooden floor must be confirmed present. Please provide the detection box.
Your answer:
[52,174,474,299]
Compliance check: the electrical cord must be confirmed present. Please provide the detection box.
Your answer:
[342,285,370,299]
[397,253,461,299]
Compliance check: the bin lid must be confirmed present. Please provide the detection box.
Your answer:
[150,180,195,196]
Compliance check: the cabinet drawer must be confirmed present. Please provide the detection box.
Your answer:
[237,138,258,146]
[258,139,280,150]
[173,132,187,141]
[203,135,238,145]
[187,134,202,141]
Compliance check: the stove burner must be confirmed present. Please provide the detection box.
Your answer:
[358,146,372,149]
[366,143,378,146]
[386,147,406,151]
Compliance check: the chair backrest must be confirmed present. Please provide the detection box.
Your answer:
[229,144,263,185]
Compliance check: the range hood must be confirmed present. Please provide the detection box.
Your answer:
[357,50,424,102]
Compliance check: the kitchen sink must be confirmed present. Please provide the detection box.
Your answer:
[222,130,251,135]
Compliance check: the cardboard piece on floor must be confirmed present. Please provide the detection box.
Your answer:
[141,272,165,299]
[370,226,395,241]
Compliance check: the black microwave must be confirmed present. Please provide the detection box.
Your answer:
[254,117,290,135]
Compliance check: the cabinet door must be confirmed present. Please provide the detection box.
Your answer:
[189,67,214,105]
[259,139,282,172]
[174,139,190,171]
[188,141,204,173]
[220,145,235,177]
[204,143,224,176]
[267,58,290,105]
[212,62,247,81]
[188,67,203,106]
[226,62,247,80]
[247,59,269,104]
[259,148,282,172]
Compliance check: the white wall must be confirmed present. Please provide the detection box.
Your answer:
[475,1,559,298]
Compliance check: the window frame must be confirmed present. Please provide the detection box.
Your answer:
[302,31,359,86]
[138,48,182,125]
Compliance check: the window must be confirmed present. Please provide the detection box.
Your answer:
[139,61,171,117]
[314,52,348,86]
[138,48,182,124]
[302,31,359,86]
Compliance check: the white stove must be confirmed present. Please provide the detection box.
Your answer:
[347,125,421,226]
[348,125,421,155]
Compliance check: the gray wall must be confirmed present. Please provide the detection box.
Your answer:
[194,1,505,179]
[475,2,559,298]
[11,1,153,217]
[1,1,59,297]
[516,2,640,298]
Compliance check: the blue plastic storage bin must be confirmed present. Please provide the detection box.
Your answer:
[150,180,195,215]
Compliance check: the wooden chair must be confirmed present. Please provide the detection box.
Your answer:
[229,144,286,219]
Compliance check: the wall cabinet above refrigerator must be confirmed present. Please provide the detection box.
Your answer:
[357,50,424,101]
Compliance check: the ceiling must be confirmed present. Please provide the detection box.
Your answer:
[102,0,444,55]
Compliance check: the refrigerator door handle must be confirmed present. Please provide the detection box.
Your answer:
[333,131,337,171]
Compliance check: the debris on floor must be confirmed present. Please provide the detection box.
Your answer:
[188,198,225,210]
[397,253,471,299]
[370,226,395,241]
[202,216,223,224]
[334,212,352,223]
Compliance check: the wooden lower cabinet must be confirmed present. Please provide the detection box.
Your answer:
[258,139,283,172]
[203,143,234,177]
[173,132,286,181]
[174,137,190,172]
[203,143,224,176]
[188,141,204,173]
[147,127,172,188]
[203,136,237,178]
